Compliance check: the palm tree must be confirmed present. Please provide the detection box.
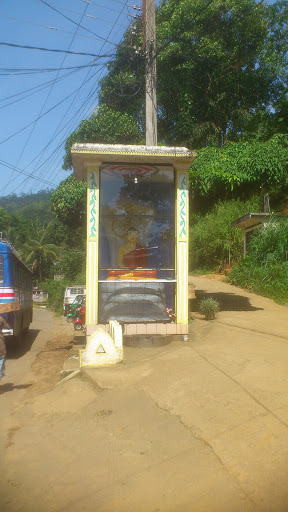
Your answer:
[23,221,59,282]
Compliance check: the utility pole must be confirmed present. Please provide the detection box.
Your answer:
[143,0,157,146]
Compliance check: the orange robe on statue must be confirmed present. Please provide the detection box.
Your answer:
[123,244,147,269]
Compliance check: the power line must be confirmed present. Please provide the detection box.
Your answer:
[8,1,91,189]
[0,41,115,57]
[38,0,119,46]
[27,68,110,192]
[0,63,106,76]
[0,64,102,77]
[23,47,127,193]
[0,69,85,111]
[80,0,129,5]
[0,13,126,40]
[0,160,56,187]
[11,66,107,193]
[2,55,108,194]
[20,5,128,26]
[0,70,87,102]
[78,0,128,14]
[0,67,111,146]
[1,0,130,195]
[10,88,98,194]
[25,0,130,194]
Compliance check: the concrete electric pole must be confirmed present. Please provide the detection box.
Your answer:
[143,0,157,146]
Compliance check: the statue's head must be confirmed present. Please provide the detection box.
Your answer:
[127,227,138,243]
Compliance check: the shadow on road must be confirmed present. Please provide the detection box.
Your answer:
[0,382,32,394]
[73,335,86,346]
[6,329,40,360]
[190,290,264,312]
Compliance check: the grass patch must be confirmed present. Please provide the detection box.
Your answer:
[228,259,288,304]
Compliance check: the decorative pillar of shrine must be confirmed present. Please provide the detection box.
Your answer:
[176,170,189,325]
[86,167,100,327]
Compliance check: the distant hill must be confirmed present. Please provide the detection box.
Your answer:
[0,189,55,223]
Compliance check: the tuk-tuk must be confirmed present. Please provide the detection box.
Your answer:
[67,294,85,322]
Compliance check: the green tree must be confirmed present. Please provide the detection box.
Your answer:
[158,0,288,147]
[190,134,288,212]
[50,175,87,227]
[63,105,142,170]
[99,0,288,148]
[0,206,12,230]
[59,248,86,281]
[23,222,59,282]
[98,18,145,122]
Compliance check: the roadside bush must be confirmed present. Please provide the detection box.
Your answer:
[44,279,69,315]
[44,269,86,315]
[60,248,86,281]
[229,258,288,303]
[229,218,288,303]
[189,196,262,271]
[248,217,288,264]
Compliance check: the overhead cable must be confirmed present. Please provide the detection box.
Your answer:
[0,160,56,187]
[0,62,107,76]
[4,0,130,194]
[0,69,86,110]
[0,13,125,39]
[0,67,106,146]
[79,0,127,14]
[27,0,130,191]
[0,41,115,57]
[22,5,128,26]
[38,0,118,45]
[6,0,91,188]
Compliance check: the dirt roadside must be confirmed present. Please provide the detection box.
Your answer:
[1,279,288,512]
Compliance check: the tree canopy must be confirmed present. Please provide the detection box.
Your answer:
[99,0,288,148]
[190,134,288,211]
[50,175,87,226]
[63,105,142,170]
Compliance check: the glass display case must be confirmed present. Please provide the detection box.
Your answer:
[98,164,175,323]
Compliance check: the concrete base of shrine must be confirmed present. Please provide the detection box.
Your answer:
[86,322,188,337]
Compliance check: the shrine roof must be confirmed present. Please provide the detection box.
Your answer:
[71,143,196,180]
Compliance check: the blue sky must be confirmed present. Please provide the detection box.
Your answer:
[0,0,143,197]
[0,0,277,198]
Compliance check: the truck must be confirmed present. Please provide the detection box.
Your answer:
[0,234,33,343]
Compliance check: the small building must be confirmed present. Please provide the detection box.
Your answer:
[71,143,196,342]
[231,212,282,257]
[33,289,48,304]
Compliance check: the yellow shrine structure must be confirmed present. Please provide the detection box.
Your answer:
[72,144,195,345]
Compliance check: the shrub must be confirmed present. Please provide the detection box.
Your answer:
[248,217,288,265]
[199,297,220,320]
[189,196,262,271]
[60,248,86,281]
[229,219,288,303]
[44,279,70,315]
[229,259,288,303]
